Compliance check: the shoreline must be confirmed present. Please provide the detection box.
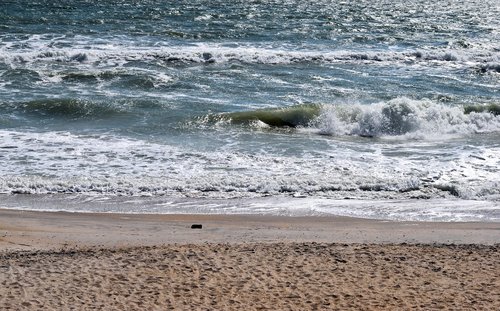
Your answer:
[1,208,499,252]
[1,193,498,222]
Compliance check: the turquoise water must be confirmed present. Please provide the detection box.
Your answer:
[0,0,499,220]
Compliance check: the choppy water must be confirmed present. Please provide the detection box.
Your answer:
[1,0,499,220]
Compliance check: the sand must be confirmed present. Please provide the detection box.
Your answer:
[1,209,499,310]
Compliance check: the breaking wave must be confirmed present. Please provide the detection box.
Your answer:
[198,99,500,138]
[197,104,322,127]
[314,99,500,138]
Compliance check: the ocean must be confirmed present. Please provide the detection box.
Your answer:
[0,0,499,221]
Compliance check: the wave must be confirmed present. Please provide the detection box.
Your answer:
[0,98,129,119]
[200,100,500,138]
[1,43,498,70]
[198,104,322,127]
[8,98,500,137]
[464,104,500,116]
[315,99,500,138]
[478,63,500,74]
[60,70,173,89]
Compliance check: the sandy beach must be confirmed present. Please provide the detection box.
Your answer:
[1,209,499,310]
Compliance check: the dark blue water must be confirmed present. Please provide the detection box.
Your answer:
[0,0,499,219]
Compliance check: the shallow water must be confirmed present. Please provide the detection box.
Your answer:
[1,0,499,220]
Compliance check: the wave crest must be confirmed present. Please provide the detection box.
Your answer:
[195,99,500,138]
[199,104,322,127]
[315,99,500,137]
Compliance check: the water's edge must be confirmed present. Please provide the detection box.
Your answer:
[1,194,498,222]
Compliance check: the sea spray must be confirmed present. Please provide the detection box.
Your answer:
[314,99,500,137]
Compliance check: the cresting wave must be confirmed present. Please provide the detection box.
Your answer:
[202,99,500,138]
[199,104,322,127]
[314,99,500,138]
[3,98,500,138]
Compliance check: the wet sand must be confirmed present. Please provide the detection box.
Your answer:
[1,209,499,310]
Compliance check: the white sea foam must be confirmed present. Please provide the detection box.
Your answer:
[0,127,499,202]
[314,98,500,138]
[0,194,498,222]
[1,37,498,70]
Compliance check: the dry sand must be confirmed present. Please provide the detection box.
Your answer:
[0,209,499,310]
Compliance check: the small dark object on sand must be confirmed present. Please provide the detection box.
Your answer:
[191,224,202,229]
